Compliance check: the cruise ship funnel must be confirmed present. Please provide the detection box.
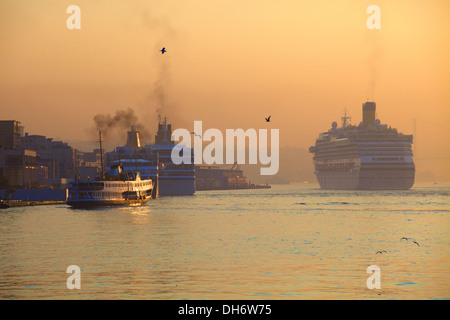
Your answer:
[363,101,376,126]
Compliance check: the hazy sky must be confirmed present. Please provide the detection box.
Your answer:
[0,0,449,178]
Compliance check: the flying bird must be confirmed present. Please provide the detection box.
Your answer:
[160,47,167,54]
[265,115,271,122]
[400,237,420,247]
[376,250,387,254]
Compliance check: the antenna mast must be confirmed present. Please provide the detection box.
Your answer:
[341,107,351,128]
[99,129,105,180]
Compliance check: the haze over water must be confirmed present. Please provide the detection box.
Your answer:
[0,184,448,300]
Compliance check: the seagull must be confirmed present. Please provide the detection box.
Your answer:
[160,47,167,54]
[265,115,271,122]
[190,132,202,138]
[400,237,420,247]
[376,250,387,254]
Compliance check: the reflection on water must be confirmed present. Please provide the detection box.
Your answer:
[0,183,449,299]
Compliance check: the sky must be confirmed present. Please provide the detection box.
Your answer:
[0,0,449,179]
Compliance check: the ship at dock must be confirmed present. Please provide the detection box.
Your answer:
[105,118,195,196]
[195,164,271,191]
[309,101,415,190]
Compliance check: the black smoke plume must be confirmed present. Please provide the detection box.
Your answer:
[93,107,151,145]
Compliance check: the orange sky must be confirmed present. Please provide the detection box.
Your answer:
[0,0,449,179]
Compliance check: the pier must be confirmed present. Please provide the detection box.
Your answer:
[0,200,66,209]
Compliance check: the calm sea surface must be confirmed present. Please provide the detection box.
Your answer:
[0,183,449,300]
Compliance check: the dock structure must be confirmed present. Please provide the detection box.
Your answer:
[195,164,270,191]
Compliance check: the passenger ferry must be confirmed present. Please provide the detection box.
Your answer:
[67,130,154,208]
[67,172,153,208]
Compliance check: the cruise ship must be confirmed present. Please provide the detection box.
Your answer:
[149,118,195,195]
[105,118,195,195]
[309,101,415,190]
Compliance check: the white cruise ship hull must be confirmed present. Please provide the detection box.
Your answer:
[158,178,195,195]
[315,168,415,190]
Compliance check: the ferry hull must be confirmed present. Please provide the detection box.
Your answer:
[67,197,151,208]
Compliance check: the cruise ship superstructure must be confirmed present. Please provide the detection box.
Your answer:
[106,118,195,195]
[309,101,415,190]
[149,117,195,195]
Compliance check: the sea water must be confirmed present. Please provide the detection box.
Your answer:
[0,183,448,299]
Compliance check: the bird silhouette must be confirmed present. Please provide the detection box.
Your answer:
[265,115,271,122]
[376,250,387,254]
[160,47,167,54]
[400,237,420,247]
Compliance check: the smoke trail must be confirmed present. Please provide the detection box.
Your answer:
[93,107,151,144]
[365,31,383,101]
[152,58,170,122]
[137,6,187,129]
